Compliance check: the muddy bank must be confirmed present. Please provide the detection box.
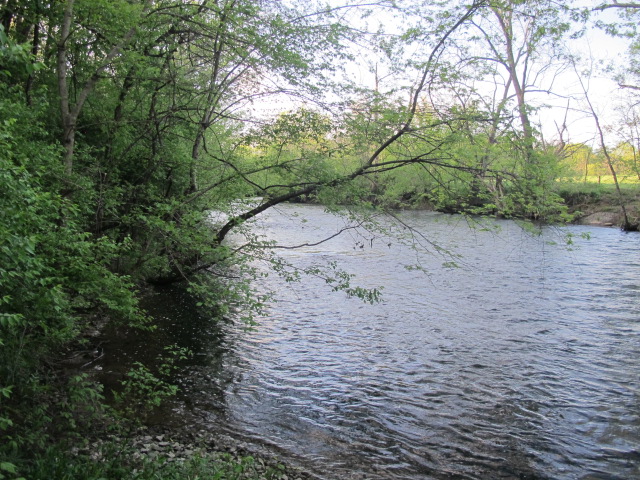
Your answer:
[559,184,640,228]
[571,205,640,228]
[575,211,621,227]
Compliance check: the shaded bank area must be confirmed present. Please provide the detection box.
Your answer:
[0,271,309,479]
[47,284,322,480]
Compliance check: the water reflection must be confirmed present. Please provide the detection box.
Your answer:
[98,285,241,424]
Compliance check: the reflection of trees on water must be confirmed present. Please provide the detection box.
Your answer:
[97,284,244,421]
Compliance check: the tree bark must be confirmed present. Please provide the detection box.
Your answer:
[57,0,75,176]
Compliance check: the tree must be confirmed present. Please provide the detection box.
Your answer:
[593,1,640,91]
[467,0,572,207]
[562,143,595,181]
[611,140,640,178]
[618,107,640,179]
[56,0,146,176]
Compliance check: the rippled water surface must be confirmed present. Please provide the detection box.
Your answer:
[148,206,640,479]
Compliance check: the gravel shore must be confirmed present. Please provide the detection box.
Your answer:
[106,425,323,480]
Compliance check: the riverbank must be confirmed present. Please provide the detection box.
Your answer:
[19,357,322,479]
[42,306,323,480]
[556,181,640,228]
[74,425,320,480]
[292,181,640,229]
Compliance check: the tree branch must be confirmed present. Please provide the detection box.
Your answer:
[594,2,640,11]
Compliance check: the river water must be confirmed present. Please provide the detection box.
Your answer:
[140,205,640,479]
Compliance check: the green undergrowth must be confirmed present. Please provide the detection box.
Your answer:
[21,446,287,480]
[0,340,288,480]
[1,362,290,480]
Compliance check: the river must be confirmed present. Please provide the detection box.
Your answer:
[132,205,640,479]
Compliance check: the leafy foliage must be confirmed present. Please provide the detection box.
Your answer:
[112,345,190,428]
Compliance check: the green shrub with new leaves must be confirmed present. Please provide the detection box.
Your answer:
[0,86,146,474]
[113,345,191,427]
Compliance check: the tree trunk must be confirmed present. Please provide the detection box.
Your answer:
[491,6,535,163]
[57,0,75,176]
[577,67,638,231]
[56,0,144,177]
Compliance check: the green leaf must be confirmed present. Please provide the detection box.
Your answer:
[0,463,17,474]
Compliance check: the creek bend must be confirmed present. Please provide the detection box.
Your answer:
[105,205,640,479]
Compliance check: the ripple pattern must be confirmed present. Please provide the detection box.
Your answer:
[183,206,640,479]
